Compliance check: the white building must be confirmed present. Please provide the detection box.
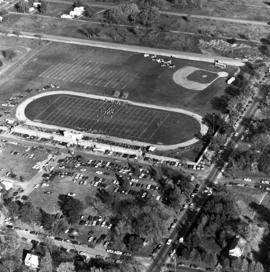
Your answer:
[61,14,73,19]
[227,76,236,85]
[62,6,85,19]
[33,2,41,8]
[229,236,246,258]
[24,253,40,270]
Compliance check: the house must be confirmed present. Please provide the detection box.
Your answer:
[28,7,35,13]
[33,2,41,8]
[24,253,40,270]
[61,14,72,19]
[229,236,246,257]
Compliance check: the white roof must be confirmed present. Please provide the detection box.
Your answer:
[229,247,242,257]
[25,253,39,269]
[61,14,72,19]
[0,181,13,190]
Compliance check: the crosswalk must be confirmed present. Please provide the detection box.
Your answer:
[39,61,137,90]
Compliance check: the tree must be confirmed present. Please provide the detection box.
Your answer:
[137,6,160,26]
[14,0,29,13]
[58,195,84,224]
[2,49,16,60]
[258,145,270,174]
[123,233,143,252]
[38,1,47,14]
[211,95,229,113]
[162,185,182,207]
[83,5,94,17]
[20,201,40,223]
[57,262,76,272]
[39,250,53,272]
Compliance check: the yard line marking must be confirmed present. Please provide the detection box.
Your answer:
[50,97,78,124]
[42,96,73,122]
[66,100,90,127]
[133,110,156,138]
[106,105,129,134]
[34,95,63,121]
[60,65,78,81]
[40,63,63,78]
[145,113,170,141]
[53,63,72,80]
[39,96,71,121]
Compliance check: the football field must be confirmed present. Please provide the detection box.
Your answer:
[24,93,201,145]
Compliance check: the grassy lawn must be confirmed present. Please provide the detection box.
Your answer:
[16,42,236,115]
[0,143,48,181]
[227,186,266,218]
[29,175,97,213]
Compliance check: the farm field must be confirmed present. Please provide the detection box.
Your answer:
[24,93,201,145]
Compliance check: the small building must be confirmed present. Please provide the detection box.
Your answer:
[24,253,40,270]
[227,76,236,85]
[33,2,41,8]
[0,16,3,23]
[61,14,73,19]
[69,6,85,18]
[28,7,35,13]
[229,236,246,258]
[214,60,227,69]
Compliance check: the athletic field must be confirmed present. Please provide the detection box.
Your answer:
[24,94,200,145]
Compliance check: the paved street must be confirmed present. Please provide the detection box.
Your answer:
[16,229,108,258]
[2,31,244,66]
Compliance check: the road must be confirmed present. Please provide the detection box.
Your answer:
[15,228,108,258]
[147,178,211,272]
[2,31,244,66]
[161,11,270,26]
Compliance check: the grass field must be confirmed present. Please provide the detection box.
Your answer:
[24,94,200,145]
[16,43,236,115]
[0,143,48,181]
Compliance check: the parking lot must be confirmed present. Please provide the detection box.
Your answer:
[27,152,163,247]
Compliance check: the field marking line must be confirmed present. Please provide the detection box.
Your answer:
[48,96,76,124]
[79,100,101,129]
[65,99,90,127]
[58,65,77,81]
[146,113,170,141]
[132,109,156,139]
[114,107,139,136]
[106,105,129,134]
[34,95,63,121]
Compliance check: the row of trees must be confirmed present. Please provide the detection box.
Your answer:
[103,3,160,27]
[93,185,171,253]
[176,188,264,271]
[4,195,81,234]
